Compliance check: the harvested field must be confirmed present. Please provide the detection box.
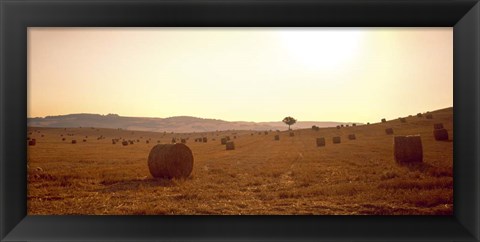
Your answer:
[27,108,453,215]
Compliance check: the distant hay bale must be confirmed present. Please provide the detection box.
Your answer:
[312,125,320,131]
[385,128,394,135]
[381,118,386,123]
[426,113,433,119]
[28,140,36,146]
[336,126,341,129]
[348,134,356,140]
[112,140,116,144]
[226,136,231,141]
[62,138,66,141]
[417,113,423,118]
[221,138,227,145]
[71,140,77,144]
[233,136,237,139]
[181,139,186,144]
[341,124,344,127]
[264,131,268,135]
[289,132,295,137]
[147,144,194,179]
[157,140,161,144]
[367,122,370,125]
[274,135,280,141]
[400,118,406,123]
[352,123,356,127]
[146,140,149,144]
[332,136,341,144]
[434,128,449,141]
[346,124,349,127]
[434,123,444,130]
[137,139,140,142]
[394,135,423,163]
[171,138,176,144]
[83,139,87,142]
[316,137,325,147]
[122,141,128,146]
[226,141,235,150]
[129,140,134,145]
[202,137,208,143]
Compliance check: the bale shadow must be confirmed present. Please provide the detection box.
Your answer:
[398,162,435,173]
[97,177,179,193]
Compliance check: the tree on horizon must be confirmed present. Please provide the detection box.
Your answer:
[282,116,297,130]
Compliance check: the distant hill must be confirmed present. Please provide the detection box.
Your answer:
[28,113,358,133]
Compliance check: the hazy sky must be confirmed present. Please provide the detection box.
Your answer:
[28,28,452,123]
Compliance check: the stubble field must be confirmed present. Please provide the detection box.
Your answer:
[27,108,453,215]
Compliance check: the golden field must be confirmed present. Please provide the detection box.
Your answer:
[27,108,453,215]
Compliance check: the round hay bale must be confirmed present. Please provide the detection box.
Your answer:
[83,139,87,142]
[157,140,161,144]
[394,135,423,163]
[146,140,150,144]
[289,132,295,137]
[346,124,349,127]
[316,137,325,147]
[147,144,194,179]
[426,113,433,119]
[122,141,128,146]
[226,141,235,150]
[62,138,66,141]
[348,134,356,140]
[112,141,116,144]
[233,136,237,139]
[171,138,176,144]
[385,128,394,135]
[264,131,268,135]
[129,140,134,145]
[434,128,449,141]
[341,124,344,127]
[274,135,280,141]
[336,126,340,129]
[221,138,227,145]
[352,123,356,127]
[332,136,341,144]
[202,137,207,143]
[381,118,386,123]
[28,140,36,146]
[71,140,77,144]
[434,123,444,130]
[181,139,186,144]
[226,136,231,141]
[399,118,406,123]
[416,113,423,118]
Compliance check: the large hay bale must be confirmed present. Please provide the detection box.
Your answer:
[221,138,227,145]
[385,128,394,135]
[348,134,356,140]
[274,135,280,141]
[394,135,423,163]
[71,140,77,144]
[434,123,444,130]
[316,137,325,147]
[381,118,386,123]
[426,113,433,119]
[400,118,406,123]
[289,132,295,137]
[434,128,449,141]
[332,136,341,144]
[147,144,194,179]
[226,141,235,150]
[122,141,128,146]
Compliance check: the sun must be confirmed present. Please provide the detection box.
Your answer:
[278,28,363,70]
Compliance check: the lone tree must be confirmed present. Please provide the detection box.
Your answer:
[282,116,297,130]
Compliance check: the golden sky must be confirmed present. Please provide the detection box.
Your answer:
[28,28,452,123]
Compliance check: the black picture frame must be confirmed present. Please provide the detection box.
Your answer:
[1,0,479,241]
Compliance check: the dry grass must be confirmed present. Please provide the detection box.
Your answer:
[27,108,453,215]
